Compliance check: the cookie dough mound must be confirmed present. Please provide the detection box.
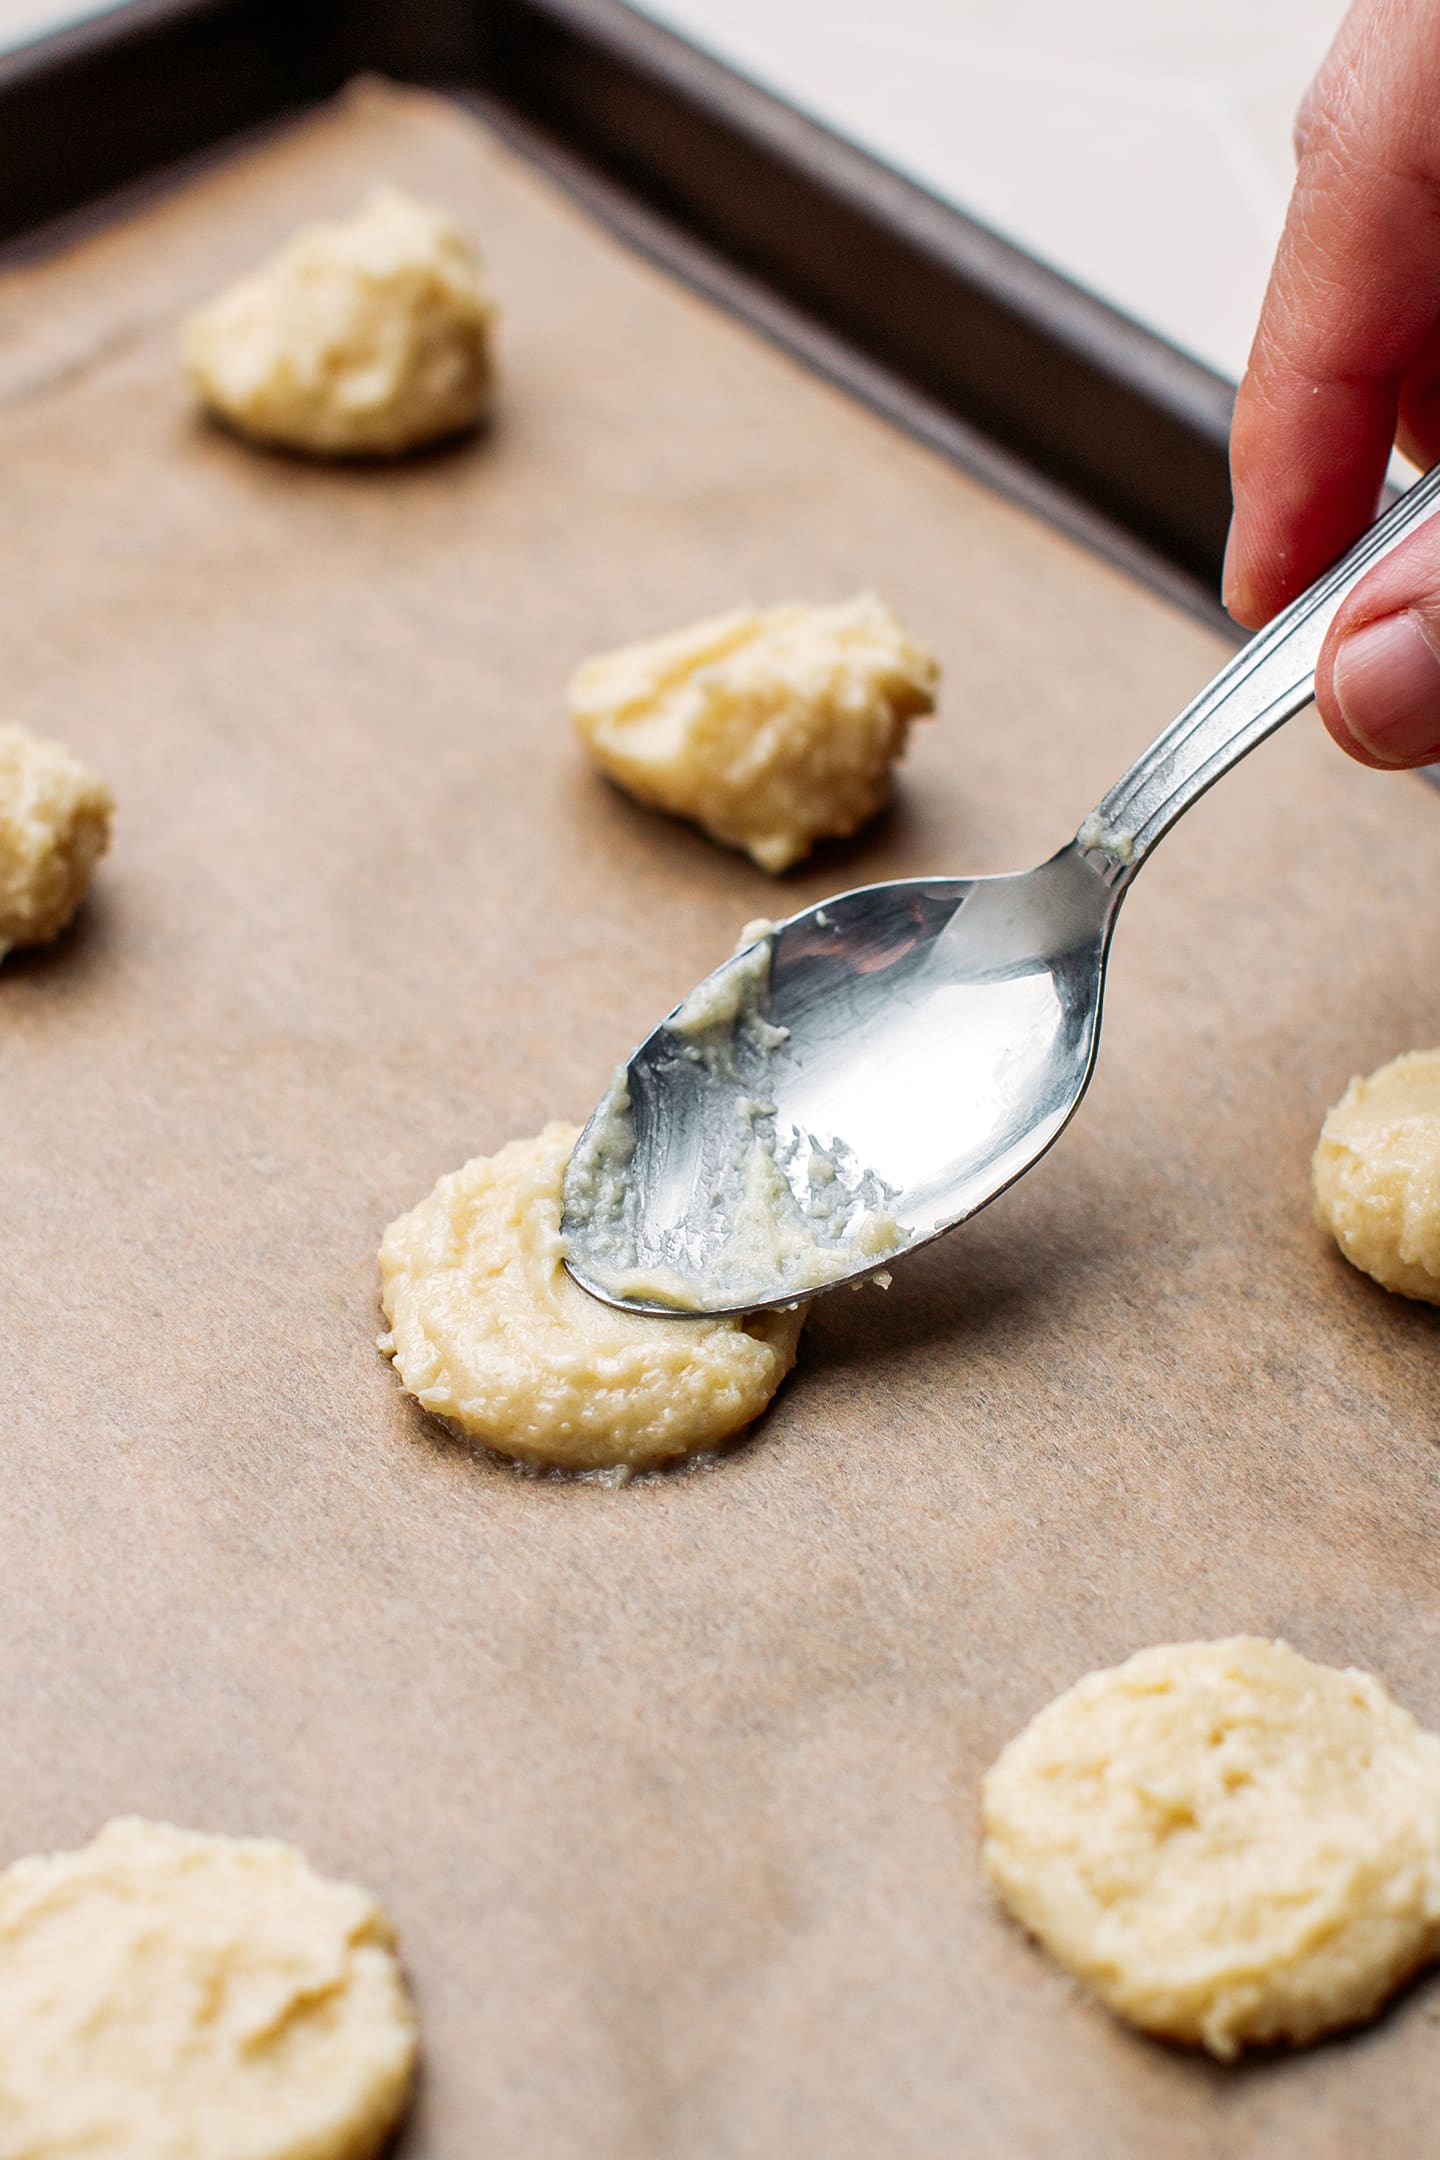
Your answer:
[1312,1050,1440,1303]
[379,1122,806,1470]
[0,722,113,959]
[982,1638,1440,2059]
[569,594,939,871]
[182,186,497,457]
[0,1816,418,2159]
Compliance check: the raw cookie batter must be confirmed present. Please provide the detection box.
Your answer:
[182,186,497,456]
[1312,1049,1440,1303]
[0,721,113,959]
[0,1816,418,2160]
[569,593,939,871]
[379,1122,807,1471]
[982,1637,1440,2059]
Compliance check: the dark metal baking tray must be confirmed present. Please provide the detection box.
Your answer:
[0,0,1238,625]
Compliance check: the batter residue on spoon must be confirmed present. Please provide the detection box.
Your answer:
[564,923,910,1311]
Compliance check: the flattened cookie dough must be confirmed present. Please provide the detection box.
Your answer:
[1313,1049,1440,1303]
[183,186,497,457]
[982,1638,1440,2059]
[379,1122,806,1470]
[0,722,113,959]
[0,1816,418,2160]
[569,593,939,871]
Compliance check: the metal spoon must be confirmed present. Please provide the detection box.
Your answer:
[564,464,1440,1317]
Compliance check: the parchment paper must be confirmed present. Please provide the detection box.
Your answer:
[2,80,1439,2159]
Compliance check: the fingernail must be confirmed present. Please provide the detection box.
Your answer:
[1220,517,1266,628]
[1331,611,1440,766]
[1220,517,1242,620]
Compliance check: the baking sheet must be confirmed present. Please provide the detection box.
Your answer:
[2,79,1439,2159]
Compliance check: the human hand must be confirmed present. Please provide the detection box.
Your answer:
[1225,0,1440,768]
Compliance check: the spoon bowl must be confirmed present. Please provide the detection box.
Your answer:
[563,850,1118,1316]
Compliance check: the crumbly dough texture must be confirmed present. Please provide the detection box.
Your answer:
[982,1637,1440,2059]
[1312,1049,1440,1303]
[569,593,939,871]
[0,722,113,959]
[379,1122,806,1470]
[0,1816,418,2160]
[182,186,497,457]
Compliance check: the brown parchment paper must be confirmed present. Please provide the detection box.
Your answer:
[2,79,1440,2159]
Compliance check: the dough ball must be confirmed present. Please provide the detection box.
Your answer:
[0,1816,418,2159]
[0,722,114,959]
[982,1638,1440,2058]
[1312,1050,1440,1303]
[182,186,497,457]
[569,593,939,872]
[379,1122,806,1471]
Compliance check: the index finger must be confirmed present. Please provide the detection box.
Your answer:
[1225,3,1440,626]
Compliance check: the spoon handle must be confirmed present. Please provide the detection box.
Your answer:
[1076,460,1440,882]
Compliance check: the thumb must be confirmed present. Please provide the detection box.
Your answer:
[1317,513,1440,769]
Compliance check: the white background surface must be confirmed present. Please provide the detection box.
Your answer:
[0,0,1349,381]
[0,0,116,51]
